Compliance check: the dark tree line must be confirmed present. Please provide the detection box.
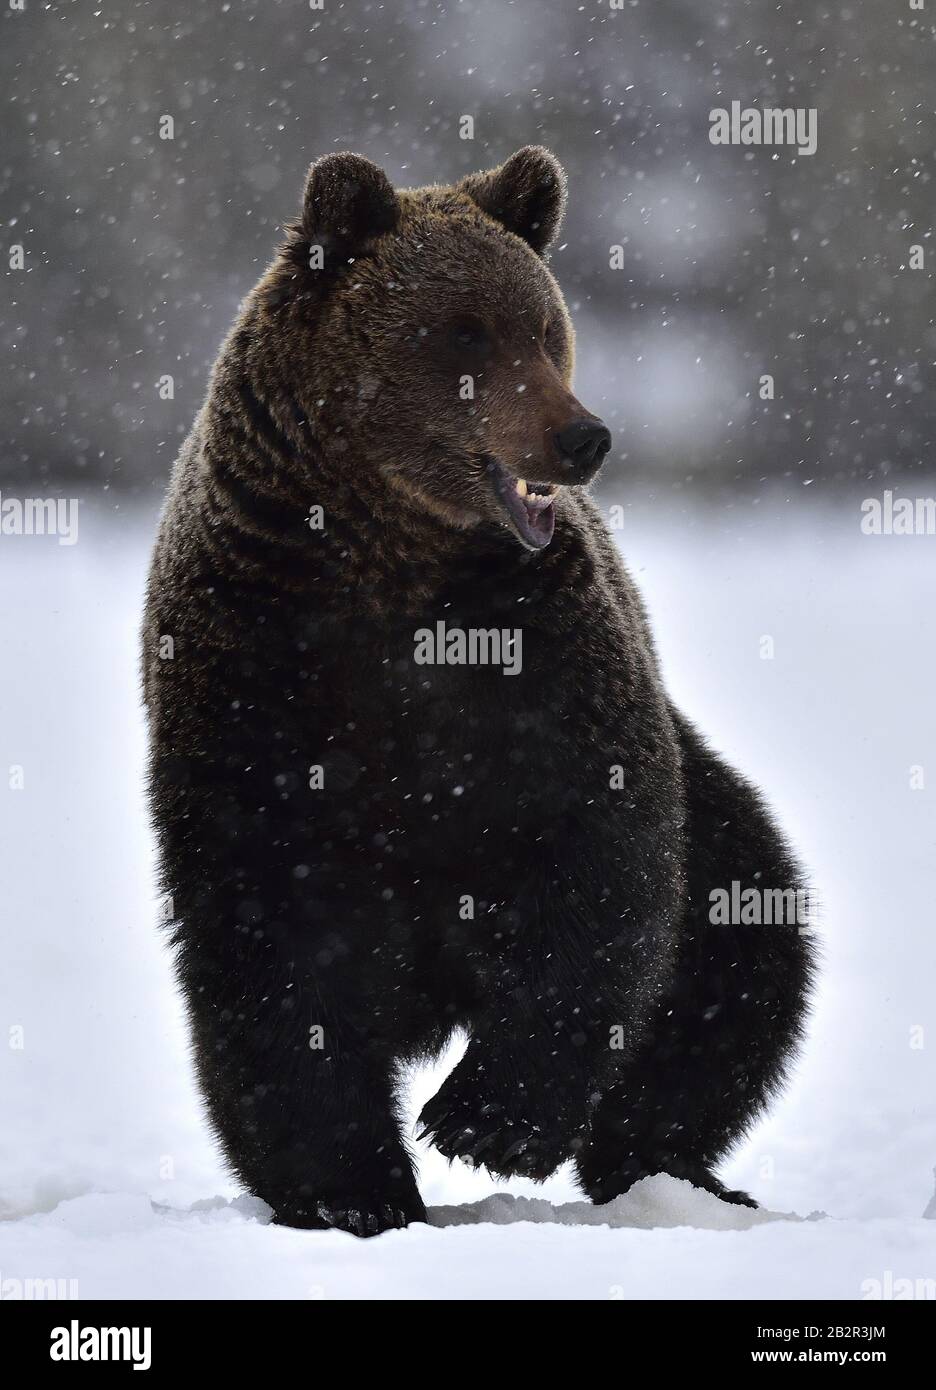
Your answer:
[2,0,933,496]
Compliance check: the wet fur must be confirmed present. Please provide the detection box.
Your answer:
[142,148,815,1234]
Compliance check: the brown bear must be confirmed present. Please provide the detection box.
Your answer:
[142,147,815,1236]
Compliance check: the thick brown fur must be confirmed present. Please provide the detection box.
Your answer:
[142,148,815,1236]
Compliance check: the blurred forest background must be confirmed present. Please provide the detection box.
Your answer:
[1,0,933,500]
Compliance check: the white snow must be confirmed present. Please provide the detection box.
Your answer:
[2,494,935,1299]
[2,1182,934,1300]
[1,1184,934,1301]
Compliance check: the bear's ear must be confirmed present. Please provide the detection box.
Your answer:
[301,152,399,259]
[459,146,567,256]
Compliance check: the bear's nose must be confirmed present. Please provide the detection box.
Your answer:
[555,418,612,482]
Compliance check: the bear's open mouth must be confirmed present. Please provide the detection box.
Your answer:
[487,458,559,550]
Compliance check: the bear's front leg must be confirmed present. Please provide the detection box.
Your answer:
[417,867,673,1181]
[150,708,428,1237]
[418,1027,592,1180]
[185,938,428,1236]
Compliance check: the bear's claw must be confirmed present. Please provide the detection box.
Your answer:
[716,1187,759,1209]
[272,1197,423,1237]
[585,1160,759,1210]
[418,1088,568,1181]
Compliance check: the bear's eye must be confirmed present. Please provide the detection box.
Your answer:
[449,316,490,351]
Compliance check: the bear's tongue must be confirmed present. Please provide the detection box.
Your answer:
[490,463,558,550]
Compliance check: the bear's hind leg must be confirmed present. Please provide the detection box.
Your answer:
[575,712,816,1209]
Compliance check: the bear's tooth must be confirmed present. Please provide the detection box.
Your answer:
[516,478,528,498]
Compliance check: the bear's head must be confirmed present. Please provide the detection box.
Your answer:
[269,147,611,553]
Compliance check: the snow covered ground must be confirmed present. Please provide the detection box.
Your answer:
[4,1180,935,1301]
[2,491,935,1299]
